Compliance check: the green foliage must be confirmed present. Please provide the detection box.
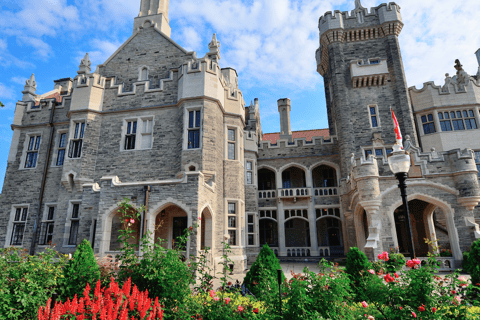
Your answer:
[0,247,67,320]
[463,251,473,273]
[58,239,100,300]
[0,101,4,107]
[243,244,284,298]
[345,247,374,301]
[468,239,480,285]
[384,252,406,273]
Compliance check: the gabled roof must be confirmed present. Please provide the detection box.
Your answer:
[35,92,62,106]
[262,129,330,144]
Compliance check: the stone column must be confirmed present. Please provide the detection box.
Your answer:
[433,111,441,133]
[277,200,287,256]
[307,198,319,256]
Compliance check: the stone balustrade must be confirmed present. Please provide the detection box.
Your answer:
[279,188,310,198]
[258,190,277,199]
[287,247,311,257]
[313,187,338,196]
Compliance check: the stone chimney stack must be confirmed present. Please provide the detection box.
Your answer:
[278,98,292,142]
[134,0,171,37]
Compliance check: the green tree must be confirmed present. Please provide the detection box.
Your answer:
[58,239,100,300]
[468,238,480,285]
[243,244,285,298]
[0,101,4,107]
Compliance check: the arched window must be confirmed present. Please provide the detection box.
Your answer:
[312,165,337,188]
[259,219,278,246]
[140,67,148,81]
[282,167,306,189]
[258,168,276,190]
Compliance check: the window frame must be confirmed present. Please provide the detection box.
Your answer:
[421,114,436,135]
[5,204,30,247]
[246,212,256,247]
[68,120,86,159]
[53,130,68,166]
[183,106,203,150]
[120,116,154,151]
[225,125,243,162]
[225,199,244,247]
[20,133,42,170]
[368,105,381,129]
[475,151,480,178]
[245,160,254,185]
[38,204,56,246]
[64,201,81,247]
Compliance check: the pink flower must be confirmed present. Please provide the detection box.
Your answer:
[368,316,375,320]
[368,269,375,275]
[384,274,395,283]
[237,306,243,312]
[406,259,421,269]
[394,273,399,278]
[361,301,368,308]
[130,219,135,224]
[412,311,417,318]
[224,297,231,305]
[213,297,219,301]
[198,217,202,220]
[209,290,215,298]
[377,252,389,261]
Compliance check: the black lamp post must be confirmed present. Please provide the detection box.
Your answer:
[387,149,416,259]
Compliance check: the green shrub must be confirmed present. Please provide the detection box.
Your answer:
[243,244,285,298]
[384,252,406,273]
[0,247,67,320]
[468,239,480,285]
[58,239,100,300]
[345,247,371,280]
[463,251,473,273]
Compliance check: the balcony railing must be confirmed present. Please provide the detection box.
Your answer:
[313,187,338,196]
[287,248,311,257]
[258,190,276,199]
[279,188,310,198]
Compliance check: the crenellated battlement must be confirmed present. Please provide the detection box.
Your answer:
[258,135,336,150]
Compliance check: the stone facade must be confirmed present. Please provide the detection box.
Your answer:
[1,0,480,270]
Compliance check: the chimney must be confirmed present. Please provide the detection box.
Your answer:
[278,98,292,142]
[134,0,171,37]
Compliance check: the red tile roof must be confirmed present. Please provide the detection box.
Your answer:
[35,92,62,106]
[262,129,330,144]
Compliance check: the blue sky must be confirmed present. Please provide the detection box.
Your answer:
[0,0,479,192]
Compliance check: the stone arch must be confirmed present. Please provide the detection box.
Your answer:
[353,203,369,252]
[385,193,461,260]
[198,203,215,252]
[278,162,309,174]
[284,217,310,247]
[279,164,307,189]
[257,164,278,172]
[138,65,150,81]
[310,160,341,187]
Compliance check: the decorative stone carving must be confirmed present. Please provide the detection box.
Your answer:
[355,0,363,10]
[208,33,221,61]
[22,74,37,101]
[78,53,91,74]
[453,59,469,89]
[476,49,480,79]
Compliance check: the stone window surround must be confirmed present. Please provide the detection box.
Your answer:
[367,104,381,129]
[224,198,244,248]
[224,124,243,163]
[246,211,257,247]
[361,146,393,161]
[416,107,480,137]
[67,118,86,159]
[52,129,68,167]
[4,204,30,248]
[19,132,42,171]
[63,200,81,248]
[138,65,151,81]
[119,116,155,152]
[245,159,255,185]
[38,203,57,247]
[182,106,203,150]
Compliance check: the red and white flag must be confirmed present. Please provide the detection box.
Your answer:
[390,107,403,148]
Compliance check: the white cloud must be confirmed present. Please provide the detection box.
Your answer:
[10,77,27,85]
[0,83,15,100]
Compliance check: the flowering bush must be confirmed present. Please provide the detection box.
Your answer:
[383,251,406,273]
[0,247,67,319]
[38,277,164,319]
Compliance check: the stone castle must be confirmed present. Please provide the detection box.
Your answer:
[2,0,480,271]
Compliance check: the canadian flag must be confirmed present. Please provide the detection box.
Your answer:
[390,107,403,148]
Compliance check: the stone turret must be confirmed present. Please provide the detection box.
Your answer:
[207,33,221,62]
[22,74,37,102]
[278,98,292,142]
[134,0,171,36]
[453,149,480,210]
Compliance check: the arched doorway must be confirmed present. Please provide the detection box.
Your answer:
[316,217,344,256]
[394,199,434,257]
[108,209,140,251]
[282,167,306,189]
[200,207,213,251]
[155,205,189,250]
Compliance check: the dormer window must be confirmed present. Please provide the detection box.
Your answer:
[370,59,380,65]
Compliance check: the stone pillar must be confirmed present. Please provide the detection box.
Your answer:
[277,200,287,256]
[308,198,319,256]
[278,99,292,142]
[276,170,283,190]
[354,155,383,260]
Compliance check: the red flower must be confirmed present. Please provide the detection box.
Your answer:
[189,226,193,231]
[418,305,425,312]
[399,307,403,310]
[237,306,244,312]
[253,308,259,314]
[451,290,456,294]
[384,274,395,283]
[394,273,399,279]
[377,252,389,261]
[227,282,232,286]
[432,307,437,313]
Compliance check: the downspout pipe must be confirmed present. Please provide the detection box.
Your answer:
[141,185,151,237]
[29,100,56,255]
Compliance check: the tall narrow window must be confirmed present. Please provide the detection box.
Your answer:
[56,133,67,166]
[247,214,255,246]
[188,110,201,149]
[438,112,452,131]
[69,122,85,158]
[369,106,378,128]
[364,149,373,158]
[421,114,436,134]
[227,202,237,246]
[68,203,80,245]
[141,118,153,149]
[40,206,55,245]
[246,161,253,184]
[11,207,28,245]
[124,121,137,150]
[451,111,465,131]
[25,135,41,168]
[228,129,236,160]
[464,110,477,130]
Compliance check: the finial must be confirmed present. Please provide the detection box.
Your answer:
[354,0,364,10]
[208,33,221,61]
[476,49,480,67]
[78,53,92,74]
[209,33,220,49]
[25,73,36,90]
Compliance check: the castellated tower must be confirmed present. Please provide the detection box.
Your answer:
[134,0,171,36]
[316,1,418,178]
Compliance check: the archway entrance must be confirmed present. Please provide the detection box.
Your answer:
[108,209,140,251]
[316,217,343,256]
[155,205,188,250]
[285,218,310,247]
[394,199,433,257]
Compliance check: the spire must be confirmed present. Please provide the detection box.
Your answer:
[78,53,91,74]
[134,0,171,36]
[354,0,364,10]
[208,33,221,61]
[22,74,37,101]
[475,49,480,78]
